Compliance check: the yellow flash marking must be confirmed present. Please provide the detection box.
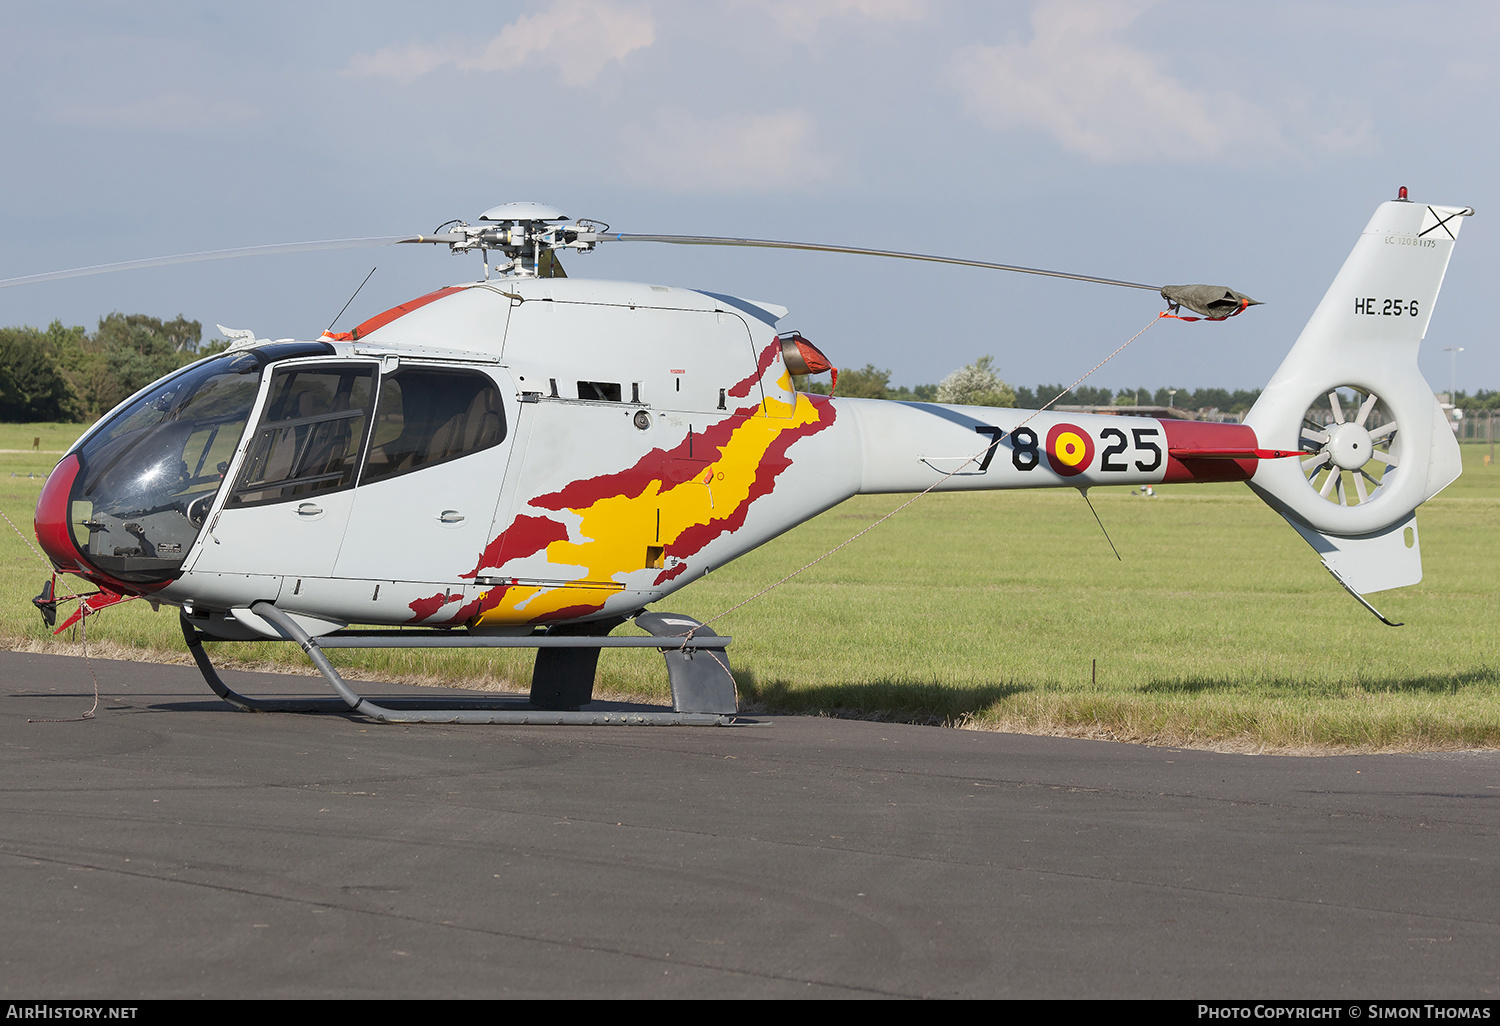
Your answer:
[471,392,825,626]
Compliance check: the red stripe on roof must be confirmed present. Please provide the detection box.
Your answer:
[351,285,467,339]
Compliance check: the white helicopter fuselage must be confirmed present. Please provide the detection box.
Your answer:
[39,275,1246,641]
[32,197,1469,640]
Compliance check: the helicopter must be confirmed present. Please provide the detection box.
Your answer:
[20,192,1472,723]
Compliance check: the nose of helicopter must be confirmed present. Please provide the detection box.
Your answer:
[34,453,86,575]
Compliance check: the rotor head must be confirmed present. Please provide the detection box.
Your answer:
[413,201,603,279]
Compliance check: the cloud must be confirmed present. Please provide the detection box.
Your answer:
[747,0,932,42]
[947,0,1285,163]
[618,108,835,192]
[345,43,449,86]
[346,0,654,87]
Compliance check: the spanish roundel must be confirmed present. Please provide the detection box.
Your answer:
[1046,423,1094,476]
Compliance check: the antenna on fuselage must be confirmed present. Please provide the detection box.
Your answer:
[326,267,377,333]
[1079,489,1122,562]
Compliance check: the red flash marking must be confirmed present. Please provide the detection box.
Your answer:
[463,514,570,579]
[531,413,751,511]
[657,403,837,576]
[457,387,838,601]
[451,585,512,625]
[407,590,463,622]
[408,582,515,626]
[528,602,607,624]
[652,562,689,586]
[727,339,780,399]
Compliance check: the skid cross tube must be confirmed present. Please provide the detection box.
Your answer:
[311,634,731,650]
[182,604,738,725]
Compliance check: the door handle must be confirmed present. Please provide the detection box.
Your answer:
[296,502,323,518]
[437,510,465,525]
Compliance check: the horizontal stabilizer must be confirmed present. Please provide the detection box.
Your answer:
[1285,513,1420,626]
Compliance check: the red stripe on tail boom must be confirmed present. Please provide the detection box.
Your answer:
[1158,420,1260,483]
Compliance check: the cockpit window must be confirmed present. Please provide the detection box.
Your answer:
[229,364,376,506]
[68,350,264,583]
[361,368,505,484]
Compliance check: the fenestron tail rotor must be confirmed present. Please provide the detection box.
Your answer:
[1298,387,1400,508]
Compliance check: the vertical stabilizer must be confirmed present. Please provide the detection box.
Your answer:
[1242,195,1471,613]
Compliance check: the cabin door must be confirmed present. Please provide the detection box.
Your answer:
[332,364,517,587]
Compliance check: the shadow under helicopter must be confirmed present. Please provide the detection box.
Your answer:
[733,665,1500,726]
[733,670,1028,726]
[116,665,1500,723]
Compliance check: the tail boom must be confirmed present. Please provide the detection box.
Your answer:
[841,399,1275,494]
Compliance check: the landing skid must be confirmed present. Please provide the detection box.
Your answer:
[181,602,745,726]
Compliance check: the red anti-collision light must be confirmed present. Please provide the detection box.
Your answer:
[34,454,84,574]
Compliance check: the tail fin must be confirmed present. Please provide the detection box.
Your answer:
[1243,195,1472,615]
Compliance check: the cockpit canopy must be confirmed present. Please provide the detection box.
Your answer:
[61,342,331,583]
[45,340,511,589]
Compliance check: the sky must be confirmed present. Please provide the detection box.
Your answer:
[1,0,1496,395]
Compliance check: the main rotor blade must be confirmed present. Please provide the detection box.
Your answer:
[605,233,1161,292]
[0,235,437,290]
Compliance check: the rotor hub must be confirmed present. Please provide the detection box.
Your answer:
[1326,422,1373,471]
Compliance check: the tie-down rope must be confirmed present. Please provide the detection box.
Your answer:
[1,507,103,722]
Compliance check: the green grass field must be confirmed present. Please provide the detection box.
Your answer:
[4,424,1497,751]
[0,423,89,453]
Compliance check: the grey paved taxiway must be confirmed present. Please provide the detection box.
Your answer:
[2,650,1497,998]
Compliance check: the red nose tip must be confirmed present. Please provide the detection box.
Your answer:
[34,454,85,574]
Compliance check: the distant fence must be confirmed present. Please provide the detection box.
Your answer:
[1456,410,1497,444]
[1304,407,1394,431]
[1303,405,1493,446]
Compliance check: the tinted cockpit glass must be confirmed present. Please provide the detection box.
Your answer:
[229,364,376,505]
[362,368,505,484]
[69,351,264,583]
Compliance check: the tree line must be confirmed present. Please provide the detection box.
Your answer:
[0,314,215,422]
[1451,390,1500,413]
[801,356,1262,414]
